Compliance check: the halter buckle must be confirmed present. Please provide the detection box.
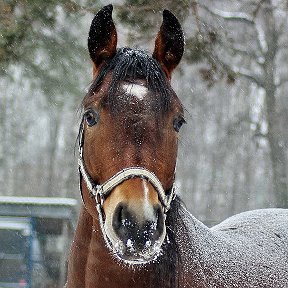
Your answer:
[95,191,104,206]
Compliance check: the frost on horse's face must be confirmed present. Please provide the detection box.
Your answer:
[79,5,184,264]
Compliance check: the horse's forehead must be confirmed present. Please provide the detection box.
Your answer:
[101,78,166,115]
[121,81,148,101]
[119,79,151,105]
[84,69,182,117]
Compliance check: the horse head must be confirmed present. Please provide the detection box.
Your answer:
[79,4,184,264]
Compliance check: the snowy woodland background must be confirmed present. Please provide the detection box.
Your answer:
[1,0,288,224]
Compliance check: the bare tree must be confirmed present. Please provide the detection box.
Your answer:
[197,0,288,207]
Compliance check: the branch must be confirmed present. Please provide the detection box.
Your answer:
[230,44,255,56]
[226,111,251,136]
[205,50,265,87]
[234,67,265,87]
[253,131,267,139]
[199,3,255,24]
[222,40,262,62]
[216,35,266,69]
[276,77,288,87]
[278,42,288,50]
[198,1,270,56]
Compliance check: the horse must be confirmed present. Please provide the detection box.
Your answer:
[66,4,288,288]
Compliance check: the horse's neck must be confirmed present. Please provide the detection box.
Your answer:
[68,203,288,288]
[171,203,215,287]
[173,203,244,287]
[67,203,218,288]
[67,205,166,288]
[66,206,93,287]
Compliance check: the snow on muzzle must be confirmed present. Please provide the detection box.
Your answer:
[110,202,166,263]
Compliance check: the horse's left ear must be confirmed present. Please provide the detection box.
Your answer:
[88,4,117,76]
[153,10,184,80]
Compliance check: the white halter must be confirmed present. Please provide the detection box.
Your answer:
[78,158,175,212]
[77,118,176,255]
[78,122,176,214]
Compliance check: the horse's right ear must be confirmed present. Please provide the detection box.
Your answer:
[88,4,117,76]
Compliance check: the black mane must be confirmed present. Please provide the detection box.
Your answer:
[151,196,183,287]
[84,48,173,113]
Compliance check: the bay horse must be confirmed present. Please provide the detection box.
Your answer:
[66,4,288,287]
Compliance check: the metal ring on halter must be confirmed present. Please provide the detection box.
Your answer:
[95,191,104,206]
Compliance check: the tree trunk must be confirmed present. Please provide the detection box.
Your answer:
[45,108,61,197]
[263,1,288,207]
[265,85,288,207]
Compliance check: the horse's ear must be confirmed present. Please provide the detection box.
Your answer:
[153,10,184,79]
[88,4,117,76]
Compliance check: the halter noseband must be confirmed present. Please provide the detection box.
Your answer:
[78,122,176,215]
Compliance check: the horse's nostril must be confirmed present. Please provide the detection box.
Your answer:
[153,205,164,240]
[112,203,135,238]
[112,203,125,232]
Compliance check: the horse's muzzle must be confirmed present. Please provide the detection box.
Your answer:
[110,202,166,263]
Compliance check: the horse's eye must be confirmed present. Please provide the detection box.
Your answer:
[84,109,99,127]
[173,116,186,132]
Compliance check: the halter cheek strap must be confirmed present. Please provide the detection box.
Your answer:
[78,121,175,214]
[77,120,176,252]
